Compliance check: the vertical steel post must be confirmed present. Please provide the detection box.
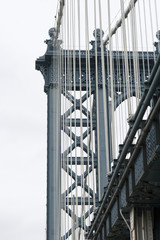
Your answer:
[95,29,112,200]
[36,28,61,240]
[96,85,109,199]
[47,76,61,239]
[96,84,112,199]
[47,51,61,240]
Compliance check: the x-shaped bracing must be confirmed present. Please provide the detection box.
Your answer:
[61,90,97,239]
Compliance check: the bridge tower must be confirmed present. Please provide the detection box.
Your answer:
[36,23,160,240]
[36,27,112,239]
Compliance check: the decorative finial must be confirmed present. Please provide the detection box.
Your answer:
[48,28,55,39]
[93,29,104,40]
[156,30,160,41]
[154,30,160,54]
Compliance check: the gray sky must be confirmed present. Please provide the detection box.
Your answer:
[0,1,57,239]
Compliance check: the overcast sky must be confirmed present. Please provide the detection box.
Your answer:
[0,1,58,239]
[0,0,159,239]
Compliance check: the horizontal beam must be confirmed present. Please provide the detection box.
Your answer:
[64,197,94,205]
[61,118,96,127]
[59,50,155,59]
[62,157,97,165]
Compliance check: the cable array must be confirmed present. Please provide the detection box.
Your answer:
[52,0,159,239]
[59,1,99,238]
[103,0,159,157]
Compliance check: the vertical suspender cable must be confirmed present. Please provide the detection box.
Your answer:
[120,0,131,117]
[143,0,151,77]
[94,0,101,202]
[154,0,159,32]
[134,3,141,102]
[106,40,113,161]
[126,17,134,116]
[122,49,128,140]
[85,46,90,225]
[60,40,63,240]
[68,1,74,238]
[114,32,122,156]
[137,0,146,86]
[98,0,110,174]
[107,0,116,160]
[61,2,67,237]
[137,0,150,121]
[86,0,96,211]
[79,0,86,236]
[148,0,156,62]
[85,0,91,225]
[64,4,67,238]
[77,0,84,238]
[60,11,62,237]
[115,30,122,151]
[130,1,140,107]
[113,33,118,155]
[72,0,78,236]
[66,0,70,235]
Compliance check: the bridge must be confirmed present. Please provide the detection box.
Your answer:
[35,0,160,239]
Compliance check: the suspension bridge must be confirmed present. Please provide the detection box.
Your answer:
[36,0,160,239]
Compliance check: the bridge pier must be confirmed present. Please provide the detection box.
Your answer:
[130,207,160,240]
[36,28,61,240]
[130,207,153,240]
